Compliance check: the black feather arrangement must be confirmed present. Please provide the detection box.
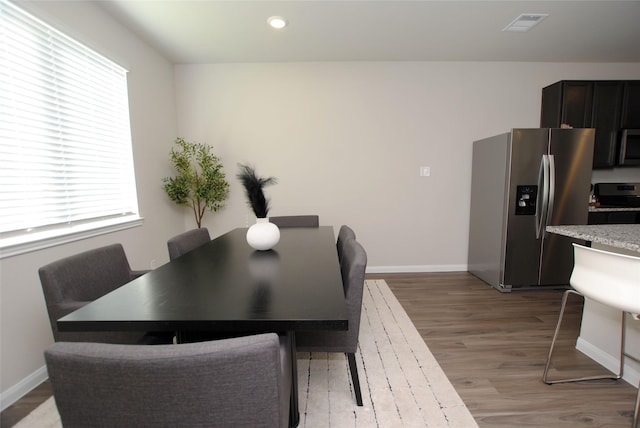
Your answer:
[237,164,278,218]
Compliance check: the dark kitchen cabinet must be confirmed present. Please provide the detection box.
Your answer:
[621,81,640,128]
[541,80,639,169]
[591,82,624,168]
[541,81,593,129]
[588,210,640,224]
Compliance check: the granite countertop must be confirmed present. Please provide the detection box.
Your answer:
[589,206,640,212]
[546,224,640,253]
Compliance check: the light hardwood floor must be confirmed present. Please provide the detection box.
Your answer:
[2,272,637,427]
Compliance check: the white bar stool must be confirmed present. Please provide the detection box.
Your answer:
[543,243,640,426]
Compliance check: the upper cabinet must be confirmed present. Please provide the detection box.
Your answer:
[541,81,593,129]
[540,80,639,169]
[591,82,624,168]
[621,81,640,129]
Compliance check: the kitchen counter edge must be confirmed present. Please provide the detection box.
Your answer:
[546,224,640,253]
[589,206,640,212]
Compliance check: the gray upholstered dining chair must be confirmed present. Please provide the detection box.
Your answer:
[269,215,319,228]
[336,225,356,263]
[296,238,368,406]
[167,227,211,260]
[45,333,292,428]
[38,244,167,344]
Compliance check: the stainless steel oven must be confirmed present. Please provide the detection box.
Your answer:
[594,182,640,207]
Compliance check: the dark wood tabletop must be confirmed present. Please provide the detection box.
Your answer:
[57,225,347,427]
[58,226,348,334]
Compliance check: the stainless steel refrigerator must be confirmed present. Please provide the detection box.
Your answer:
[468,128,595,292]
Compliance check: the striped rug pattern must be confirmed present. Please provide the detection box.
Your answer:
[297,279,477,427]
[15,279,476,428]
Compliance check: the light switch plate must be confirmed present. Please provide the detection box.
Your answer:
[420,166,431,177]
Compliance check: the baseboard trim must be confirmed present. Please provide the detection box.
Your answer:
[576,337,640,387]
[0,365,48,412]
[367,264,467,274]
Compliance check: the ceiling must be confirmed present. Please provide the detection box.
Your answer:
[97,0,640,64]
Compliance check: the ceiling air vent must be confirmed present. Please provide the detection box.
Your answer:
[502,13,548,32]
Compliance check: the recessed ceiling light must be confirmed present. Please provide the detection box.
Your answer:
[267,16,288,30]
[503,13,548,32]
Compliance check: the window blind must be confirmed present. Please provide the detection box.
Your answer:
[0,0,139,240]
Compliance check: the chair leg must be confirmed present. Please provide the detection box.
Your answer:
[347,353,363,406]
[543,289,623,385]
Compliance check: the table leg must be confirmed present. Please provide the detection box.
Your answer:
[288,331,299,427]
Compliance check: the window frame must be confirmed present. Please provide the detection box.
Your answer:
[0,0,143,258]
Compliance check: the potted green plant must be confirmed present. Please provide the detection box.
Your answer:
[162,138,230,228]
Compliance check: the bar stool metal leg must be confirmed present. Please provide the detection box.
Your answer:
[549,244,640,427]
[634,385,640,428]
[543,289,624,385]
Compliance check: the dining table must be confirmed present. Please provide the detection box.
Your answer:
[57,226,349,427]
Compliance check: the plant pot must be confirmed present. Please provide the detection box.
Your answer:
[246,218,280,251]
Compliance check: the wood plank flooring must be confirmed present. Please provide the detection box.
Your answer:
[1,380,52,427]
[2,271,637,427]
[381,271,637,427]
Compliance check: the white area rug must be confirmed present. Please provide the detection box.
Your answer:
[298,279,476,427]
[15,279,476,428]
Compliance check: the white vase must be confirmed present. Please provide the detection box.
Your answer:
[246,218,280,251]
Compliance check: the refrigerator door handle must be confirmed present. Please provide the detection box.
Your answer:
[545,155,556,229]
[535,154,550,239]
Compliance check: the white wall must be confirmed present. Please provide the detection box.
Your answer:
[0,1,182,408]
[175,62,640,271]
